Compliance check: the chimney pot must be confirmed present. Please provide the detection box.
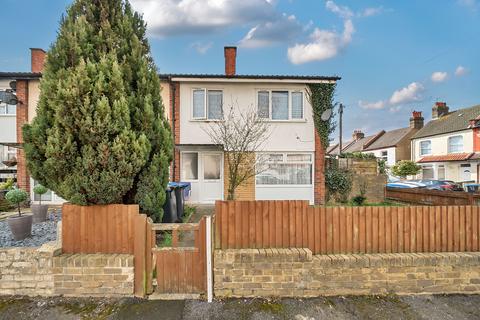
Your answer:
[352,130,365,140]
[410,110,424,129]
[30,48,46,73]
[224,46,237,76]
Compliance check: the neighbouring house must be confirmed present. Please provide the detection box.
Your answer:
[327,111,424,166]
[1,47,340,205]
[0,78,18,182]
[411,102,480,183]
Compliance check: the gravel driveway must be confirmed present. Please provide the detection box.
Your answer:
[1,294,480,320]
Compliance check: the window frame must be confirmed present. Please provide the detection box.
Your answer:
[256,89,306,122]
[255,152,313,186]
[0,102,16,116]
[419,140,432,156]
[448,135,463,154]
[191,88,224,121]
[181,152,199,181]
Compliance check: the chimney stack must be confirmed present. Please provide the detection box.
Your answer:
[410,111,424,129]
[224,46,237,76]
[352,130,365,141]
[432,101,449,119]
[30,48,46,73]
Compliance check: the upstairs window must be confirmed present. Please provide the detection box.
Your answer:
[448,135,463,153]
[257,90,304,121]
[420,140,431,156]
[192,89,223,120]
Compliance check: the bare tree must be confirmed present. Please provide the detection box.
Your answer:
[203,103,270,200]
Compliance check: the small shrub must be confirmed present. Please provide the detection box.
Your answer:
[0,178,14,191]
[339,152,376,160]
[33,184,48,205]
[5,189,28,216]
[391,160,421,178]
[351,195,367,206]
[377,159,387,174]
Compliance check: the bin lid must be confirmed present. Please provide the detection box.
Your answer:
[168,182,191,188]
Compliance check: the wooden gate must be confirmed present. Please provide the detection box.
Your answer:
[149,216,208,296]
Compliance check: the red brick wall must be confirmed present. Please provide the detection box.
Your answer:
[224,47,237,76]
[169,82,181,181]
[15,80,30,192]
[30,48,46,73]
[314,131,325,205]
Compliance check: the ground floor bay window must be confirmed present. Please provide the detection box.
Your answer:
[255,152,314,204]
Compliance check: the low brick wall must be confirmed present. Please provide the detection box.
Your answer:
[0,242,134,297]
[214,249,480,297]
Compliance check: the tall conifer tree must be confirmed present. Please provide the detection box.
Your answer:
[23,0,173,220]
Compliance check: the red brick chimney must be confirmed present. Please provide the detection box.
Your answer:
[30,48,46,73]
[410,111,424,129]
[432,101,449,119]
[224,46,237,76]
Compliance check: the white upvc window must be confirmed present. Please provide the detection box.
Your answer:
[420,140,431,156]
[257,90,305,121]
[0,103,16,115]
[448,135,463,153]
[380,150,388,162]
[422,165,434,179]
[256,152,312,185]
[192,89,223,120]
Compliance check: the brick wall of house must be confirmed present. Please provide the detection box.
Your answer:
[15,80,30,192]
[314,132,325,205]
[170,81,181,181]
[223,153,255,200]
[215,249,480,297]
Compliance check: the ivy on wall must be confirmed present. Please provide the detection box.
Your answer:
[307,83,337,150]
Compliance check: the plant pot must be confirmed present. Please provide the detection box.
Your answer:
[7,214,33,241]
[31,204,49,223]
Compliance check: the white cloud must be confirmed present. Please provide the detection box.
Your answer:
[129,0,279,37]
[455,65,468,76]
[190,41,213,54]
[287,19,354,64]
[389,82,425,105]
[358,100,386,110]
[431,71,448,83]
[239,14,303,48]
[389,105,402,113]
[326,0,354,19]
[358,7,385,17]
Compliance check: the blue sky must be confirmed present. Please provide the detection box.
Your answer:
[0,0,478,142]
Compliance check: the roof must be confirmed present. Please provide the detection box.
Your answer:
[363,127,413,151]
[0,72,42,80]
[158,73,341,82]
[418,153,474,163]
[413,104,480,139]
[342,135,376,153]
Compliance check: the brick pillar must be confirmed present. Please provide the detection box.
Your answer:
[169,82,181,181]
[16,80,30,192]
[314,131,325,205]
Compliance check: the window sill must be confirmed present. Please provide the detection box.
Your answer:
[0,114,16,117]
[261,119,307,123]
[190,119,224,123]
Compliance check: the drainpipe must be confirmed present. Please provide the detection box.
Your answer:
[172,80,177,181]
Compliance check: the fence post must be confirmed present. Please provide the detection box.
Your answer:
[133,214,147,297]
[206,215,213,303]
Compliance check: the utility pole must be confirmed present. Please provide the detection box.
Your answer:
[338,103,344,155]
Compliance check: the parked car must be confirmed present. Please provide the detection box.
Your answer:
[411,179,464,191]
[387,181,423,189]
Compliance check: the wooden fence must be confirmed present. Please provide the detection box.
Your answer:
[62,203,139,254]
[386,187,480,206]
[214,200,480,254]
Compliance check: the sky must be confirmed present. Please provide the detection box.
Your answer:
[0,0,478,143]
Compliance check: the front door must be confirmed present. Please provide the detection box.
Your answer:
[181,151,223,203]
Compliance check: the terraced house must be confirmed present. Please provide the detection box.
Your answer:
[412,102,480,183]
[1,47,340,205]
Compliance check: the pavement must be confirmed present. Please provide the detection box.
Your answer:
[1,295,480,319]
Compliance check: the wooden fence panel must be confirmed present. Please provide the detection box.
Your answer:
[215,201,480,255]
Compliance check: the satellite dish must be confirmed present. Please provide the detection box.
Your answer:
[9,81,16,91]
[321,108,333,121]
